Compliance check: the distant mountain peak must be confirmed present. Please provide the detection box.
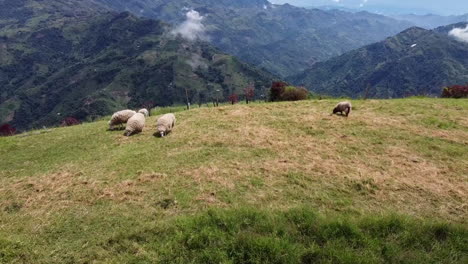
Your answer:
[289,22,468,98]
[399,26,429,35]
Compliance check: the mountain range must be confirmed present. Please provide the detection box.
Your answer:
[315,6,468,29]
[289,23,468,98]
[0,0,275,131]
[1,0,468,130]
[390,14,468,29]
[87,0,413,77]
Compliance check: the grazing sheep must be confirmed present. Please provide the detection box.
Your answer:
[333,101,352,117]
[124,113,146,136]
[138,108,149,117]
[156,113,176,137]
[108,110,136,130]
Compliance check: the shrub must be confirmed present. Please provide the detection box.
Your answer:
[60,117,81,127]
[269,82,309,102]
[269,81,288,102]
[281,86,309,101]
[441,85,468,98]
[0,124,16,136]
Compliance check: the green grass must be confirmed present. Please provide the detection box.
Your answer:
[0,98,467,263]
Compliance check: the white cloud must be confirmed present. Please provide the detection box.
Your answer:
[449,25,468,43]
[186,53,208,70]
[171,10,208,41]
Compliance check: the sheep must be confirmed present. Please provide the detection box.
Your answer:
[108,110,136,130]
[332,101,352,117]
[156,113,176,137]
[138,108,149,117]
[124,113,146,136]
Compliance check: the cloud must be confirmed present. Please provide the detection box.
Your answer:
[171,10,208,41]
[449,25,468,43]
[186,53,208,70]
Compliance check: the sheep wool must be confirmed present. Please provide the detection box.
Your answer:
[138,108,149,117]
[333,102,352,117]
[156,113,176,137]
[108,110,136,130]
[124,113,146,136]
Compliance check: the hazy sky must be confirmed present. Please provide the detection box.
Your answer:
[269,0,468,15]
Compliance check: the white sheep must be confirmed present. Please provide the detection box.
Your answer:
[124,113,146,136]
[333,101,352,117]
[138,108,149,117]
[108,110,136,130]
[156,113,176,137]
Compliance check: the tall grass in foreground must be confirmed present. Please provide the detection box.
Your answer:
[103,208,467,264]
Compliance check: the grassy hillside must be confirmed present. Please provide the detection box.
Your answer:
[0,98,467,263]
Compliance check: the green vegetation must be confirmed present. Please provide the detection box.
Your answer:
[0,0,275,131]
[88,0,412,77]
[289,25,468,98]
[269,82,309,101]
[1,98,467,263]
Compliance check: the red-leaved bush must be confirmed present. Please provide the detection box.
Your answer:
[442,85,468,98]
[0,124,16,136]
[228,93,239,105]
[269,81,288,101]
[61,117,81,127]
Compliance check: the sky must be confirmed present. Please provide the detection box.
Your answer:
[269,0,468,15]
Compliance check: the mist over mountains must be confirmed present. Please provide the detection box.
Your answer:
[272,0,468,16]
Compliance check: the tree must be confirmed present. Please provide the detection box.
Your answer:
[184,87,191,110]
[363,83,371,100]
[244,84,255,104]
[141,101,156,116]
[198,91,206,108]
[228,93,239,105]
